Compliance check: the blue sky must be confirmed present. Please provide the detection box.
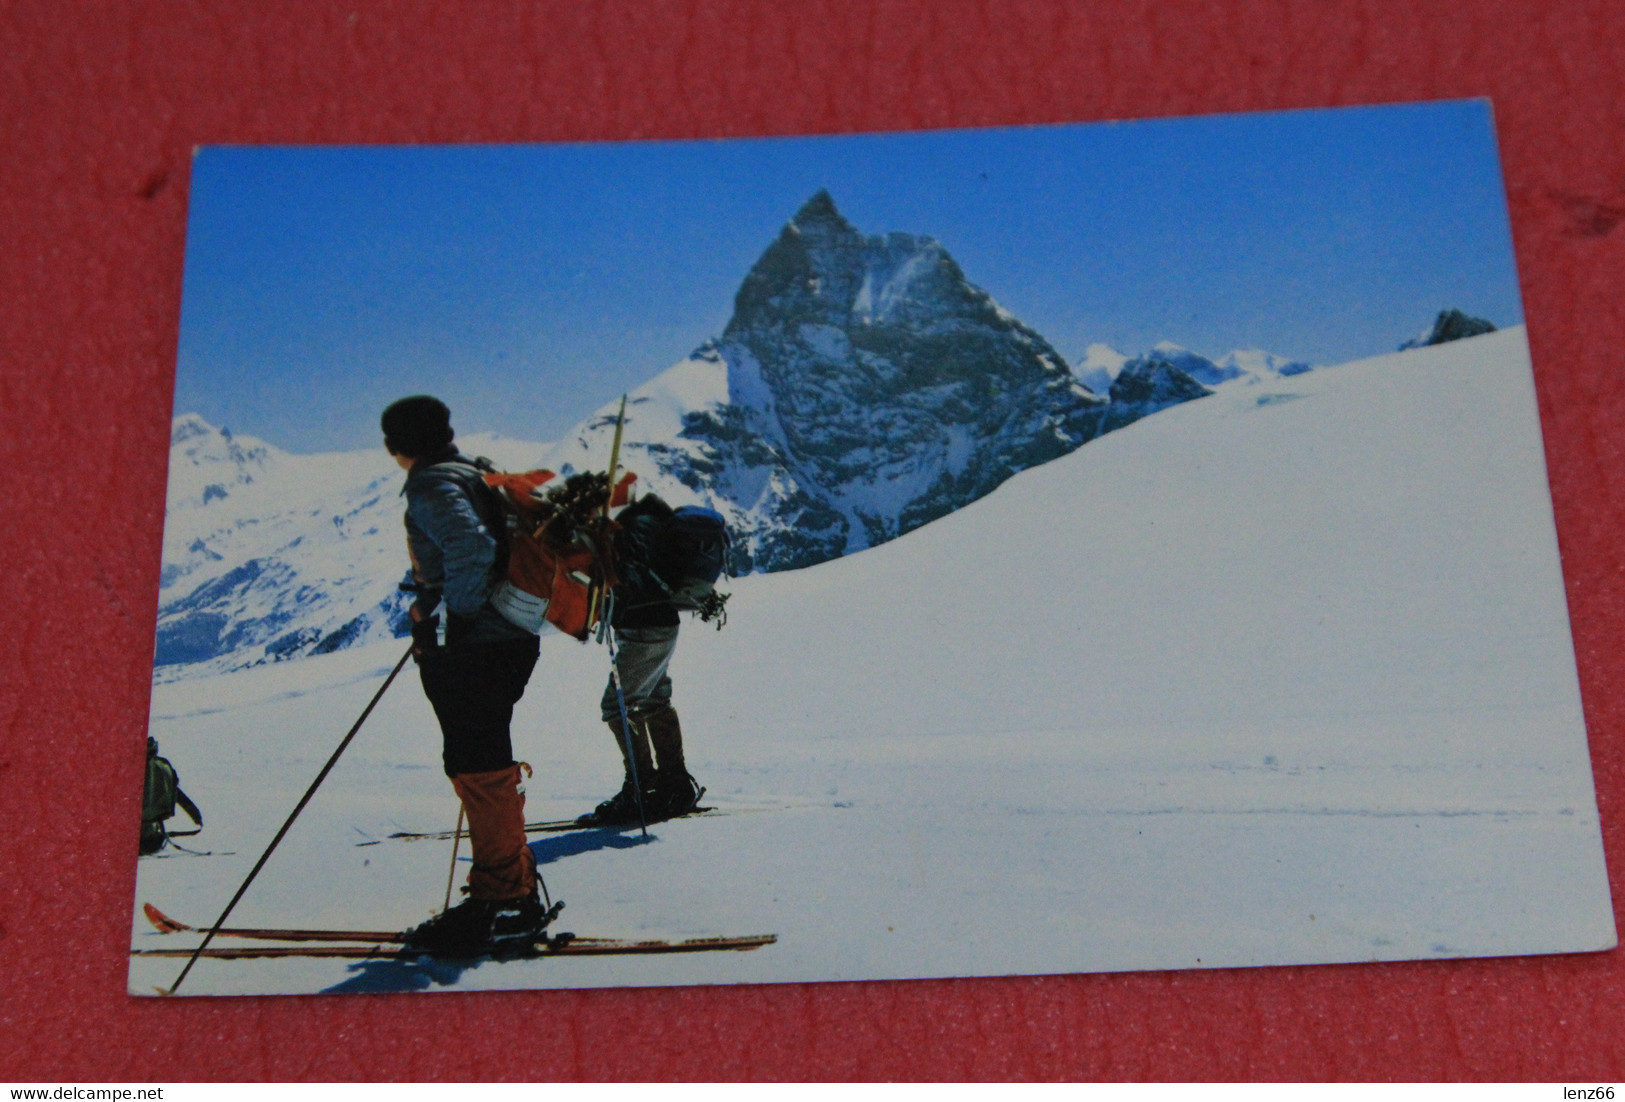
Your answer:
[175,99,1524,453]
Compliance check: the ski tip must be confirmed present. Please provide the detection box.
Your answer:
[142,902,190,934]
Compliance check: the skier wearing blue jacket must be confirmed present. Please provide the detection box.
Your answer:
[382,394,553,954]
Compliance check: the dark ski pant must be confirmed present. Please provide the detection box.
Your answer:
[417,633,541,900]
[419,634,541,776]
[600,624,679,722]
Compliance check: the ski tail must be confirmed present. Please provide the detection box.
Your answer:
[143,902,188,934]
[142,903,405,944]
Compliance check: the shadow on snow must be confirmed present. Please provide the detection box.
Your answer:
[321,952,480,994]
[529,826,658,865]
[318,828,658,994]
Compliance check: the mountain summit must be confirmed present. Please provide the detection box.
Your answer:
[1400,309,1497,350]
[654,191,1114,570]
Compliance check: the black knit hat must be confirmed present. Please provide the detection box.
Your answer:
[381,395,454,458]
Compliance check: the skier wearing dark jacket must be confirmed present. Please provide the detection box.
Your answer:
[381,395,553,954]
[576,492,704,826]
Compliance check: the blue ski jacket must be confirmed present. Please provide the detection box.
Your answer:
[401,450,530,647]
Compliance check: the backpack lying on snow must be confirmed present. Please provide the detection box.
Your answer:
[141,737,202,856]
[612,493,732,625]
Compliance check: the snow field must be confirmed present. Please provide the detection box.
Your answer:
[130,328,1615,996]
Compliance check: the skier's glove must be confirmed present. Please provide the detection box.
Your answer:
[402,588,442,616]
[411,613,441,657]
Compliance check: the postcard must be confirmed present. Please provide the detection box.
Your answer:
[130,100,1616,997]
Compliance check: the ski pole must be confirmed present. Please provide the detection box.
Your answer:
[603,593,648,837]
[441,804,466,914]
[587,394,629,631]
[165,641,415,996]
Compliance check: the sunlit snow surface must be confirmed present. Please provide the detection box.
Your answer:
[130,328,1615,996]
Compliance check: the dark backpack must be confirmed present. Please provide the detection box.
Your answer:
[141,738,202,856]
[614,495,732,623]
[666,506,731,602]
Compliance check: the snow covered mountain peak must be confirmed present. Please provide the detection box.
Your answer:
[154,415,426,677]
[536,193,1224,575]
[1081,343,1129,366]
[166,415,283,512]
[658,191,1112,569]
[728,190,971,337]
[1214,348,1314,381]
[1140,343,1240,387]
[1102,356,1213,433]
[1073,343,1127,396]
[171,412,218,444]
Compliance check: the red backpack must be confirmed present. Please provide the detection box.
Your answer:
[479,466,636,641]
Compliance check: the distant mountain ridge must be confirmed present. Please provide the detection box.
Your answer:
[1077,341,1313,392]
[154,416,409,675]
[157,193,1429,676]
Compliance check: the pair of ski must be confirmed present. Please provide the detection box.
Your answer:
[372,807,719,844]
[133,903,776,961]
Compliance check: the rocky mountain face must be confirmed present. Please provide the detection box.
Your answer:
[571,190,1161,573]
[1100,355,1216,434]
[1400,309,1497,350]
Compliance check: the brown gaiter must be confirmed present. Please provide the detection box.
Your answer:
[450,763,537,900]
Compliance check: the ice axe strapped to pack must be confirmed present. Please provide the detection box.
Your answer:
[476,463,636,641]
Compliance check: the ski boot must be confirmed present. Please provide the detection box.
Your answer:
[400,896,499,956]
[574,780,655,827]
[651,771,706,821]
[401,886,560,957]
[486,890,564,955]
[643,706,705,820]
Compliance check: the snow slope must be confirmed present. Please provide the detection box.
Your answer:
[130,327,1615,996]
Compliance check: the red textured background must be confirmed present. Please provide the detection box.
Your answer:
[2,0,1622,1081]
